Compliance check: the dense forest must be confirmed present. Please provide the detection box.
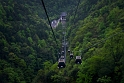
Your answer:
[0,0,124,83]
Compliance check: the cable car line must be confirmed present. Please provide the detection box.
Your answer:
[58,12,67,68]
[73,0,81,24]
[67,0,81,43]
[40,0,124,68]
[57,1,82,68]
[67,0,82,65]
[40,0,59,47]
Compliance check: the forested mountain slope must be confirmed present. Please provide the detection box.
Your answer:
[68,0,124,83]
[0,0,124,83]
[0,0,59,83]
[0,0,78,83]
[34,0,124,83]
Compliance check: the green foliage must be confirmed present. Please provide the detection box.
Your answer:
[0,0,124,83]
[76,73,92,83]
[97,75,111,83]
[68,0,124,83]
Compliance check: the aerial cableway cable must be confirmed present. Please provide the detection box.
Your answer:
[40,0,61,62]
[73,0,81,24]
[66,0,81,54]
[67,0,81,40]
[40,0,59,47]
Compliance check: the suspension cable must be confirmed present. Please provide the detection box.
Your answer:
[40,0,59,47]
[73,0,81,24]
[67,0,81,51]
[67,0,81,40]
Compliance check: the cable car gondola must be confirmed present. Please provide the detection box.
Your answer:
[60,55,65,59]
[70,53,73,59]
[58,58,66,68]
[61,50,64,55]
[68,50,70,53]
[75,56,82,64]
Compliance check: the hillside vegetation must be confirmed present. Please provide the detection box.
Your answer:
[0,0,58,83]
[0,0,124,83]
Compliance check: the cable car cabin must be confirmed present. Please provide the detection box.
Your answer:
[62,45,64,49]
[75,56,82,64]
[60,56,65,59]
[58,52,61,56]
[62,45,64,47]
[58,58,66,68]
[70,53,73,59]
[68,50,70,53]
[61,51,64,55]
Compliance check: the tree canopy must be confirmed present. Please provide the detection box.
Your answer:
[0,0,124,83]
